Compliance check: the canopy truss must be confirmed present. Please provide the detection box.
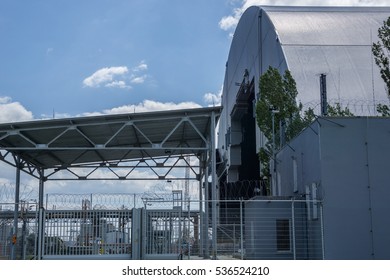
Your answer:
[0,107,221,181]
[0,106,221,260]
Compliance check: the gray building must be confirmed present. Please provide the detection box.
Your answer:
[217,6,390,260]
[267,117,390,260]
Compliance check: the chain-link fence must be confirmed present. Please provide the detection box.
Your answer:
[1,194,323,260]
[0,202,38,260]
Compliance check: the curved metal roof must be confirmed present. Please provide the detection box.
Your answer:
[224,5,390,114]
[263,6,390,108]
[218,5,390,172]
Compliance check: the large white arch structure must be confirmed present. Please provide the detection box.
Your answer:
[218,6,390,183]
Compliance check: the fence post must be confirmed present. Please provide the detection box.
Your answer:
[11,158,21,260]
[240,198,244,260]
[291,199,296,260]
[320,202,325,260]
[187,196,191,260]
[142,201,147,259]
[37,207,45,259]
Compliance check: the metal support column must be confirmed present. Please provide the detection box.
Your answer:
[240,198,244,260]
[198,158,204,257]
[320,203,325,260]
[37,169,45,260]
[211,111,218,259]
[204,156,210,259]
[11,157,21,260]
[292,199,296,260]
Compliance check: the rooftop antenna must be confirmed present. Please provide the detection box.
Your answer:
[320,74,328,116]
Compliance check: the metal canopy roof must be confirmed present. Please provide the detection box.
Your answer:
[0,106,221,180]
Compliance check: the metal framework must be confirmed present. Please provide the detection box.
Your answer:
[0,106,221,259]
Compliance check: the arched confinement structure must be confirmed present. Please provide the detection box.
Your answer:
[0,106,221,259]
[217,6,390,184]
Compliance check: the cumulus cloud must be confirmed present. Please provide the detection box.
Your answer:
[46,100,203,119]
[82,61,149,89]
[130,75,147,84]
[203,86,223,106]
[102,100,202,114]
[220,0,390,32]
[0,96,34,123]
[133,61,148,72]
[0,96,12,104]
[105,80,131,89]
[83,66,129,88]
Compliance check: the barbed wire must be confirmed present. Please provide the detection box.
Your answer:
[44,193,145,210]
[301,98,390,116]
[0,183,38,203]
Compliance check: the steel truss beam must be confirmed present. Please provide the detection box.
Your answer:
[0,108,221,182]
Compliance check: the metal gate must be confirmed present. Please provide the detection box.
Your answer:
[40,207,187,260]
[141,191,185,260]
[41,209,132,260]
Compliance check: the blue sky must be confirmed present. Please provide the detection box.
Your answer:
[0,0,232,120]
[0,0,388,197]
[0,0,388,122]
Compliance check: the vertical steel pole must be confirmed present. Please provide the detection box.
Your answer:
[320,202,325,260]
[320,74,328,117]
[187,197,190,260]
[142,201,147,259]
[240,198,244,260]
[11,157,21,260]
[37,168,45,260]
[204,155,210,259]
[198,158,204,257]
[211,111,218,259]
[292,200,296,260]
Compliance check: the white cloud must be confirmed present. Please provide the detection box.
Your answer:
[102,100,202,114]
[83,66,129,88]
[83,61,150,89]
[130,75,147,84]
[0,96,34,123]
[133,61,148,72]
[220,0,390,32]
[105,80,132,89]
[203,86,223,106]
[46,99,203,119]
[0,96,12,104]
[219,15,240,31]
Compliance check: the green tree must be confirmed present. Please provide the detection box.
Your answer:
[372,17,390,116]
[372,16,390,96]
[327,103,354,117]
[256,67,302,144]
[377,104,390,116]
[255,67,353,185]
[255,66,314,182]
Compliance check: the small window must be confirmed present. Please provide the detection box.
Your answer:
[276,219,291,252]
